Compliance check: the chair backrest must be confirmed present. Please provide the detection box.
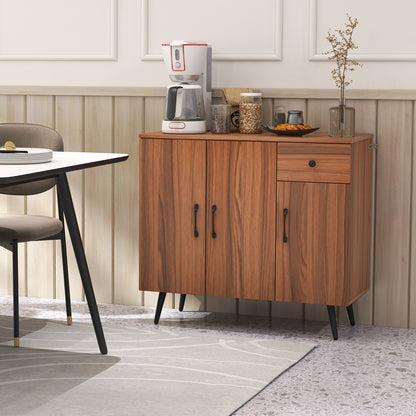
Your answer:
[0,123,64,195]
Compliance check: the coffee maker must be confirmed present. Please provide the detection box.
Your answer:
[161,40,212,133]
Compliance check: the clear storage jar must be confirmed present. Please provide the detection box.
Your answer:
[239,93,262,134]
[211,104,231,133]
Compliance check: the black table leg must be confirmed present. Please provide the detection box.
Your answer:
[154,292,166,324]
[57,194,72,325]
[346,304,355,326]
[179,294,186,312]
[327,305,338,340]
[56,173,107,355]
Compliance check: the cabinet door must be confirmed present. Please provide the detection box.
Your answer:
[276,181,349,305]
[139,138,206,295]
[206,141,276,300]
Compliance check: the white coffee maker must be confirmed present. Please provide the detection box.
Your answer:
[161,40,212,133]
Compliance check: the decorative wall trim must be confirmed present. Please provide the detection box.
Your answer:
[1,86,416,100]
[0,0,118,61]
[309,0,416,62]
[141,0,283,61]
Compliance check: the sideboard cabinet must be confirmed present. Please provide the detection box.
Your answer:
[139,132,373,339]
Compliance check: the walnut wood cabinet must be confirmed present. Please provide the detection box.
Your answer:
[139,132,373,339]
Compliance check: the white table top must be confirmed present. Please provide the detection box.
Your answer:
[0,151,128,185]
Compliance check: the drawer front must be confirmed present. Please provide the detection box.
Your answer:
[277,144,351,183]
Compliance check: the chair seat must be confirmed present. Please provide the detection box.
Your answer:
[0,214,62,243]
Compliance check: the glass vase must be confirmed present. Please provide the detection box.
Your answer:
[329,104,355,137]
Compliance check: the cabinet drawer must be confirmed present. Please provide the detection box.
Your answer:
[277,143,351,183]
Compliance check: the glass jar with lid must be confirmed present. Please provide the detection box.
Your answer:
[239,92,262,134]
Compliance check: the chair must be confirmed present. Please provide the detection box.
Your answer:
[0,123,72,347]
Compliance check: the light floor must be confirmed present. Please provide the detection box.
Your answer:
[1,296,416,416]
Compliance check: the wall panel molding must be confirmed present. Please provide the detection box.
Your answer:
[141,0,283,61]
[4,86,416,100]
[309,0,416,62]
[0,0,117,61]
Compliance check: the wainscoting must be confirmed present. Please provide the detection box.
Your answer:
[0,86,415,329]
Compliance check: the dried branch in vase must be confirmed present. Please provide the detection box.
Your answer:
[324,15,362,106]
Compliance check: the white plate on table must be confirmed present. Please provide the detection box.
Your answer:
[0,148,53,164]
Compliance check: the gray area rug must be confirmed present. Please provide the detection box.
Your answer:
[0,313,315,416]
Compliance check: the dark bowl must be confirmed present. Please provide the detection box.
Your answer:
[262,125,320,136]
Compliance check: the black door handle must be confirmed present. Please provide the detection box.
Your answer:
[211,205,217,238]
[283,208,288,243]
[194,204,199,237]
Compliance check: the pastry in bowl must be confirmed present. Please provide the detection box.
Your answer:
[0,140,17,150]
[275,123,312,131]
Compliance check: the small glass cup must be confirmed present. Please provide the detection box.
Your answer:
[274,106,286,127]
[211,104,231,134]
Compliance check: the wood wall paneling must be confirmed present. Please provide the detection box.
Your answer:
[373,100,412,327]
[262,98,273,127]
[307,99,338,135]
[55,95,85,302]
[1,89,415,330]
[84,96,114,303]
[0,95,27,123]
[144,96,165,133]
[410,102,416,329]
[0,95,27,296]
[114,97,143,305]
[26,95,56,299]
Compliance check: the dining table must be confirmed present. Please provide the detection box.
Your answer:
[0,151,129,354]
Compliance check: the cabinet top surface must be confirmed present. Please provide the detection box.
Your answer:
[139,131,373,144]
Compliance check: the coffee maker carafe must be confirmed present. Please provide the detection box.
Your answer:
[161,40,212,133]
[166,84,205,123]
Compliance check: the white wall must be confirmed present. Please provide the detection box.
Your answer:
[0,0,415,90]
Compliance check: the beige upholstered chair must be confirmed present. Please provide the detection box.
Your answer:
[0,123,71,347]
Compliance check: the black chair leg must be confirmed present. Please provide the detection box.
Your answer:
[346,304,355,326]
[327,305,338,340]
[179,294,186,312]
[58,195,72,325]
[12,241,19,347]
[154,292,166,324]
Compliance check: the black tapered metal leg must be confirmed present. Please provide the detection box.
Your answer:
[12,241,19,347]
[327,305,338,340]
[179,294,186,312]
[154,292,166,324]
[346,304,355,326]
[58,195,72,325]
[56,173,107,354]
